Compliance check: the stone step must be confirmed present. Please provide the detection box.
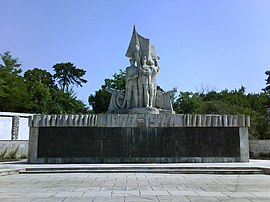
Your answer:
[19,167,266,175]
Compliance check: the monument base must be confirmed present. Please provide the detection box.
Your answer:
[28,114,250,163]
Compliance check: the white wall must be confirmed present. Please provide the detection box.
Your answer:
[0,112,34,140]
[0,117,12,140]
[18,117,30,140]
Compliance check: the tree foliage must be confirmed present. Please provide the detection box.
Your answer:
[0,52,31,112]
[88,90,111,114]
[47,88,88,114]
[53,62,87,92]
[173,86,269,139]
[103,69,126,90]
[88,69,126,113]
[262,70,270,92]
[24,68,55,113]
[0,52,89,114]
[24,68,55,87]
[0,52,22,75]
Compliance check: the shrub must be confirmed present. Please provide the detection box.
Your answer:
[0,148,8,161]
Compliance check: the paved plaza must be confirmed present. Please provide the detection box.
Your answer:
[1,172,270,202]
[1,160,270,201]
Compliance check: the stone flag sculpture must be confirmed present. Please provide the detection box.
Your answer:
[106,26,176,114]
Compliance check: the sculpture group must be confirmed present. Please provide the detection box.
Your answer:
[106,26,176,114]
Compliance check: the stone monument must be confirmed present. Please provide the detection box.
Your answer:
[106,26,176,114]
[28,27,250,163]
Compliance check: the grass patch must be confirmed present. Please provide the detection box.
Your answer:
[0,147,27,162]
[0,148,8,160]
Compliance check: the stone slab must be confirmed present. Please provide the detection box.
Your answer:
[28,126,249,163]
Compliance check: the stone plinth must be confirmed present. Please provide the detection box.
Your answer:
[28,114,250,163]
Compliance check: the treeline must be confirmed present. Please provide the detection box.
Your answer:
[89,69,270,139]
[0,52,88,114]
[1,52,270,139]
[173,88,269,139]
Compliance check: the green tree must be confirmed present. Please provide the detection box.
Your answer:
[88,90,111,113]
[51,63,88,114]
[0,51,22,75]
[24,68,54,113]
[88,69,126,113]
[28,82,52,113]
[24,68,55,87]
[0,52,31,112]
[48,88,88,114]
[262,70,270,93]
[0,52,89,114]
[173,92,204,114]
[103,69,126,90]
[173,87,269,139]
[53,62,87,92]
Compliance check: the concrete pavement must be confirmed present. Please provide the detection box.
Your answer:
[0,160,270,201]
[1,172,270,201]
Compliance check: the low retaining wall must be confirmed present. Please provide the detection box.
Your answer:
[0,140,28,158]
[249,140,270,158]
[28,114,250,163]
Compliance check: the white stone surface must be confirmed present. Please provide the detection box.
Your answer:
[0,117,12,140]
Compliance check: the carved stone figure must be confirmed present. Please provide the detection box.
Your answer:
[105,26,176,114]
[125,58,139,108]
[149,56,160,107]
[138,56,151,107]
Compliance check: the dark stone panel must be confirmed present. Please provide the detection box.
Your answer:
[37,127,240,160]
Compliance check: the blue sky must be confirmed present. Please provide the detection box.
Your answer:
[1,0,270,105]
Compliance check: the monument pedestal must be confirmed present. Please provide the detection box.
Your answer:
[28,114,250,163]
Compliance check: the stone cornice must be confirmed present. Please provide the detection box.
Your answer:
[29,114,250,128]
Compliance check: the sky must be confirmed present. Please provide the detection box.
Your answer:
[1,0,270,106]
